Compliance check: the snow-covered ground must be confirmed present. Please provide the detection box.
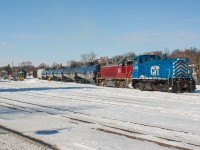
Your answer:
[0,78,200,150]
[0,127,52,150]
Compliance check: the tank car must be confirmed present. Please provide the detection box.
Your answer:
[53,68,64,81]
[74,64,100,84]
[46,68,55,80]
[97,58,133,87]
[85,64,100,84]
[41,68,49,80]
[132,54,196,93]
[63,67,76,82]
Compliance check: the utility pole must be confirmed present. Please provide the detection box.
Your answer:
[10,58,13,68]
[11,58,13,74]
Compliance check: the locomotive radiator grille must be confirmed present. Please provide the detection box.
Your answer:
[172,59,188,78]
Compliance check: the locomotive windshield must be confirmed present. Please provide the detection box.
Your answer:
[134,55,160,64]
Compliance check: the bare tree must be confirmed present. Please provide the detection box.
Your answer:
[69,60,83,68]
[19,61,33,67]
[163,48,170,57]
[18,61,35,74]
[38,63,49,69]
[123,51,136,58]
[52,62,58,68]
[80,51,96,64]
[145,51,163,58]
[112,55,123,63]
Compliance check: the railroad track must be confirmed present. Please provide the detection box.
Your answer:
[0,95,200,150]
[2,85,200,135]
[16,90,200,120]
[2,81,200,108]
[0,125,58,150]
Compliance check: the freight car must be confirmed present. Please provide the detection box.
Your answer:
[75,64,100,83]
[96,57,133,87]
[41,68,49,80]
[132,54,196,93]
[53,68,64,81]
[63,67,76,82]
[38,63,100,84]
[37,69,44,79]
[46,68,55,80]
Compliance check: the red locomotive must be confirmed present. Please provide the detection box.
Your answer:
[97,58,133,87]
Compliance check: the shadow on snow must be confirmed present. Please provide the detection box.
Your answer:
[194,89,200,93]
[35,127,72,135]
[0,86,96,93]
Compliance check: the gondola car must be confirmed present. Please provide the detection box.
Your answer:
[132,54,196,93]
[17,70,27,81]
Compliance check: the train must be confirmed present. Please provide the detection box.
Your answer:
[36,54,196,93]
[40,64,100,84]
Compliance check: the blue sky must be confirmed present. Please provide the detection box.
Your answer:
[0,0,200,67]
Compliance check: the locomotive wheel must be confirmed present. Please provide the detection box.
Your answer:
[139,83,144,91]
[132,84,137,89]
[120,81,125,88]
[189,80,196,93]
[172,82,180,93]
[132,81,137,89]
[151,83,158,91]
[172,83,177,93]
[115,81,120,88]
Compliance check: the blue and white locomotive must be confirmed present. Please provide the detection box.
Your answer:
[132,54,196,93]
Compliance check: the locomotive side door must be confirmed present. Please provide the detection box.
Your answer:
[132,57,140,78]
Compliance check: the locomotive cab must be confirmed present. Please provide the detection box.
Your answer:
[132,55,160,79]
